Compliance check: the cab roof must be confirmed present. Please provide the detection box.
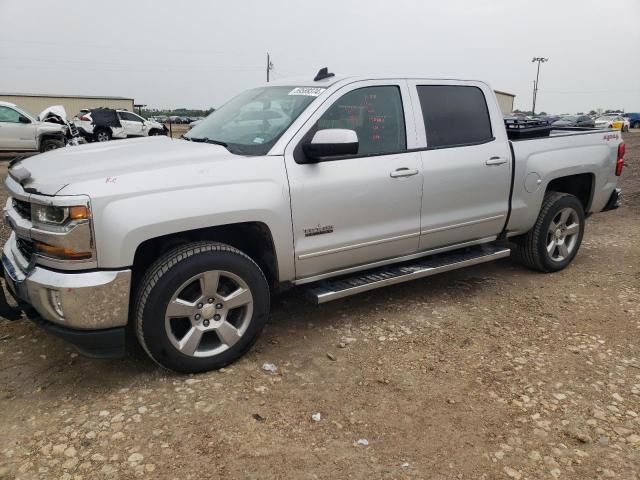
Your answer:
[264,71,487,89]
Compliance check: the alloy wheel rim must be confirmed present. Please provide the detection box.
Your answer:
[164,270,253,358]
[546,207,580,262]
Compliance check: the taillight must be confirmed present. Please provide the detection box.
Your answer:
[79,114,90,121]
[616,143,625,176]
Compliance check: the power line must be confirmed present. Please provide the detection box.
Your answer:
[538,89,640,94]
[0,55,262,70]
[0,38,251,56]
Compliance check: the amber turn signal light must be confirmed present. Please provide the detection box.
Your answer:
[69,206,90,220]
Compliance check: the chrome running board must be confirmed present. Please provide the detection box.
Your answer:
[305,244,510,304]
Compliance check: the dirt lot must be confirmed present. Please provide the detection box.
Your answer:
[1,132,639,480]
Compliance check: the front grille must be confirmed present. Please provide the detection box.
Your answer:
[16,238,36,261]
[12,198,31,221]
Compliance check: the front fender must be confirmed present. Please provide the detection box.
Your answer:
[92,179,295,282]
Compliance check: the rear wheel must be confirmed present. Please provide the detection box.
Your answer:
[514,192,585,272]
[94,128,111,142]
[135,242,270,373]
[40,138,64,152]
[633,121,640,129]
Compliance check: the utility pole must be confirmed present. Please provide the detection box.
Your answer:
[531,57,548,115]
[266,53,274,82]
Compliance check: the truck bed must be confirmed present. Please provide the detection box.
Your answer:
[506,128,622,235]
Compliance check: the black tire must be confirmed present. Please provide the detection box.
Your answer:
[514,192,585,273]
[633,122,640,129]
[40,138,64,152]
[148,129,165,136]
[94,128,111,142]
[134,241,270,373]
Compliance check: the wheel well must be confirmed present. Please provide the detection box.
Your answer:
[38,133,65,150]
[546,173,594,211]
[39,132,64,143]
[132,222,278,291]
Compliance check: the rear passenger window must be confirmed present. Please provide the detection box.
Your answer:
[417,85,493,149]
[314,86,406,156]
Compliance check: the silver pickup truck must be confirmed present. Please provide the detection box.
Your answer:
[0,71,625,373]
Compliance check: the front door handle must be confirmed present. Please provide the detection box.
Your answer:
[390,168,419,178]
[486,156,507,166]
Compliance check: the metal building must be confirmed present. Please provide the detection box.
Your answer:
[0,93,134,118]
[494,90,515,115]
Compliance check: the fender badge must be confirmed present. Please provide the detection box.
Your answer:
[304,225,334,237]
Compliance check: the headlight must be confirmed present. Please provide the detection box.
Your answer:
[31,204,89,227]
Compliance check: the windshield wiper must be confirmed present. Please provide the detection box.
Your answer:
[185,136,228,147]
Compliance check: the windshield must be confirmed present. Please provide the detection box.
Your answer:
[559,115,577,121]
[185,86,322,155]
[596,116,619,121]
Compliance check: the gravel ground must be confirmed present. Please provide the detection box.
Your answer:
[1,132,639,479]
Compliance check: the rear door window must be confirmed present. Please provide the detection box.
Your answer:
[119,112,141,122]
[416,85,493,149]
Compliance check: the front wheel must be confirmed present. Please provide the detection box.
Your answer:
[40,138,64,152]
[514,192,585,272]
[134,242,270,373]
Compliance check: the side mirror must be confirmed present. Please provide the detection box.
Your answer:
[302,129,358,162]
[18,115,31,124]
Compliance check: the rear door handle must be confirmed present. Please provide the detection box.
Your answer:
[486,156,507,166]
[390,168,419,178]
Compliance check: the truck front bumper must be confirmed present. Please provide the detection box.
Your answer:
[1,234,131,358]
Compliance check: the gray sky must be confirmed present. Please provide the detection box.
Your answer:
[1,0,639,113]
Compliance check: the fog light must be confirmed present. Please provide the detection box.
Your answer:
[34,241,92,260]
[48,289,65,318]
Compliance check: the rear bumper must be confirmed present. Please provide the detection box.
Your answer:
[602,188,622,212]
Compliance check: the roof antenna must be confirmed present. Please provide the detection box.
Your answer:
[314,67,335,81]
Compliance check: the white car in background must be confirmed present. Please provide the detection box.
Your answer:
[595,114,630,132]
[0,101,67,153]
[74,109,167,142]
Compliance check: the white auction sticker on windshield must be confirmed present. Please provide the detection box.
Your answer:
[288,87,326,97]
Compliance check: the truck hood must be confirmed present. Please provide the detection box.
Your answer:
[12,136,231,196]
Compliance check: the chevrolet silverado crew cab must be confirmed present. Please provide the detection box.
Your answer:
[0,101,67,153]
[0,70,625,373]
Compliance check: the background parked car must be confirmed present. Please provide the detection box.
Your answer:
[595,114,629,131]
[74,108,167,141]
[0,101,67,152]
[551,115,595,128]
[539,115,560,125]
[167,115,185,124]
[623,113,640,129]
